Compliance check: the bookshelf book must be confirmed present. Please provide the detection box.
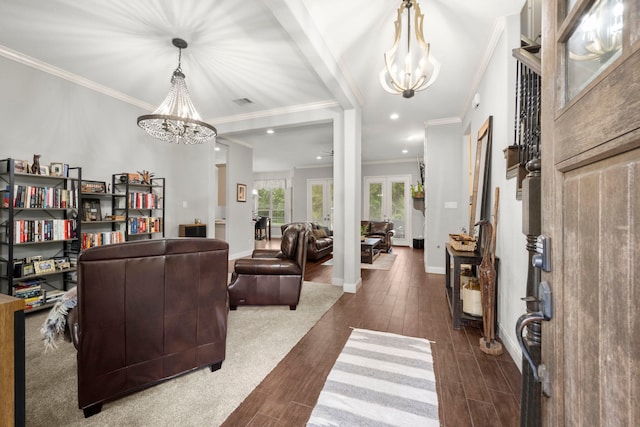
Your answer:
[111,173,165,241]
[0,158,81,312]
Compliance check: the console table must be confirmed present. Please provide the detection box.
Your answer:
[445,244,499,330]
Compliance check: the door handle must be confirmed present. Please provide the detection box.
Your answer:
[516,281,552,389]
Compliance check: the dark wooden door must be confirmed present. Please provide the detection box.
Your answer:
[541,0,639,425]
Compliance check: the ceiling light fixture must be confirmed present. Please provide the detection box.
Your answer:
[266,129,275,134]
[380,0,440,99]
[137,38,217,144]
[390,113,399,120]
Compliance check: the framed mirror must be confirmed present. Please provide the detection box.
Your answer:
[469,116,493,244]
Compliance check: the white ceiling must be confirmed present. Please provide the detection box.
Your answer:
[0,0,525,172]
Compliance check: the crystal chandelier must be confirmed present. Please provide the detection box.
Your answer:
[380,0,439,99]
[137,38,217,144]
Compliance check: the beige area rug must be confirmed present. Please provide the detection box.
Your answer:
[24,281,341,427]
[322,253,397,270]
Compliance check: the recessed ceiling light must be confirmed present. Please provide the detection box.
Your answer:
[402,149,408,154]
[214,146,221,151]
[266,129,275,134]
[316,156,322,160]
[390,113,399,120]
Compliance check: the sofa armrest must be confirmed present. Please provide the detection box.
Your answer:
[67,306,79,350]
[234,258,301,275]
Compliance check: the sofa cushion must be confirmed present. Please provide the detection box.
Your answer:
[312,228,327,238]
[370,221,390,235]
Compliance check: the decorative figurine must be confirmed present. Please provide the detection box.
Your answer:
[476,220,503,355]
[137,170,155,185]
[31,154,41,174]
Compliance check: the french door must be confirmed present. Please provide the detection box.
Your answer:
[307,178,333,229]
[363,175,411,246]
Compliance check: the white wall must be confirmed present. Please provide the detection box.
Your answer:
[0,55,257,258]
[225,141,255,259]
[461,14,528,366]
[425,122,466,273]
[292,165,332,222]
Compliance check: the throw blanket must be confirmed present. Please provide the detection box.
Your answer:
[307,328,439,427]
[40,286,77,351]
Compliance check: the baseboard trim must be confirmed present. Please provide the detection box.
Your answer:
[499,322,522,372]
[426,266,445,275]
[343,277,362,294]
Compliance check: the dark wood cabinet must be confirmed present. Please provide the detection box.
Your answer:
[179,224,206,237]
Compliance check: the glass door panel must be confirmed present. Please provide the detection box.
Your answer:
[307,179,333,228]
[367,180,383,220]
[390,180,406,240]
[364,175,411,246]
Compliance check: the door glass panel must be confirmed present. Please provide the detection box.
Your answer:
[271,188,285,225]
[566,0,623,101]
[390,181,406,239]
[310,183,324,223]
[368,182,383,220]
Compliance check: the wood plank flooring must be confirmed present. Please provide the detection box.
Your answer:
[223,242,522,426]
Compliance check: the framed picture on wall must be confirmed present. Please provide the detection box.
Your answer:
[237,183,247,202]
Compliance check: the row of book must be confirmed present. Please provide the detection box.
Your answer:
[12,219,77,243]
[14,278,66,310]
[128,217,162,234]
[126,192,160,209]
[4,184,78,209]
[82,231,125,249]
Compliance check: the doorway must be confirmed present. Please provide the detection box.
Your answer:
[307,178,333,229]
[363,175,411,246]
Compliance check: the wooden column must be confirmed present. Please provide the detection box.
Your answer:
[0,294,25,427]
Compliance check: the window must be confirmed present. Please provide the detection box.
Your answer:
[254,179,286,226]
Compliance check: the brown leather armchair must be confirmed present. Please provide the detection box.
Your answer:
[361,220,394,253]
[70,238,229,417]
[228,224,309,310]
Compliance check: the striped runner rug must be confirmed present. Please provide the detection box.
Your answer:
[307,328,439,426]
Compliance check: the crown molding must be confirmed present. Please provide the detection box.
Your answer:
[0,44,155,111]
[210,100,340,125]
[425,117,462,128]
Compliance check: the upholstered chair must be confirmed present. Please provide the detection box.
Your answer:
[361,220,395,253]
[228,224,309,310]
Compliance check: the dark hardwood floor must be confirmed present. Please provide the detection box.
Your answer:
[223,240,522,426]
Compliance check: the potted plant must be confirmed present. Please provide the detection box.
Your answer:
[412,157,425,199]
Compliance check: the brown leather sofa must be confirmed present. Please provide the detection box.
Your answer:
[228,224,309,310]
[281,222,332,261]
[69,238,229,417]
[361,220,394,253]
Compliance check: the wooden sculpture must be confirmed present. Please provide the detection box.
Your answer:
[476,220,503,355]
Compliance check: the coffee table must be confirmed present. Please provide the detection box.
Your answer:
[361,237,382,264]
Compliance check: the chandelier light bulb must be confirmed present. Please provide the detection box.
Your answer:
[137,38,217,144]
[380,0,440,99]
